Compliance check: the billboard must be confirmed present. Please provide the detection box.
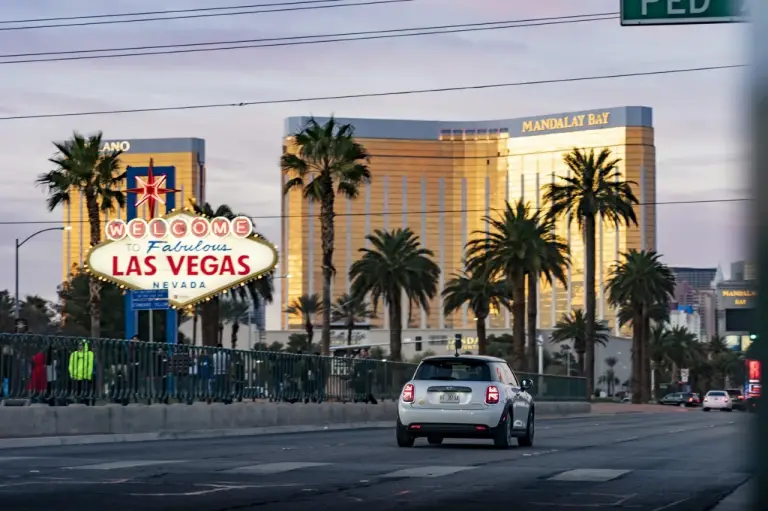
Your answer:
[85,209,278,309]
[719,288,757,309]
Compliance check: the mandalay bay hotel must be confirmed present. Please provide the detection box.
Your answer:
[281,106,656,340]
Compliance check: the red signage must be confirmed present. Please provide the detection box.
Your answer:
[747,359,761,381]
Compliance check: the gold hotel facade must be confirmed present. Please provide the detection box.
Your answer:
[61,138,206,282]
[281,106,656,333]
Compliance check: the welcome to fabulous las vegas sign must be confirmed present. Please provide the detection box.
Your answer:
[85,209,279,309]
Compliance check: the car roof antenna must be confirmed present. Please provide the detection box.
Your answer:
[453,334,462,358]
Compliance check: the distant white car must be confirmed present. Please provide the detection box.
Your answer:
[702,390,733,412]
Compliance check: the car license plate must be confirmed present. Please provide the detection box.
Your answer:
[439,393,460,403]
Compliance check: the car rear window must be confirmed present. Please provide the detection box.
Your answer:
[708,391,727,396]
[414,359,491,381]
[727,390,741,397]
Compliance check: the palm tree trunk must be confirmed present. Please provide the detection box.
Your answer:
[201,300,218,346]
[218,323,224,345]
[389,294,403,361]
[631,310,643,404]
[640,311,651,403]
[85,193,102,338]
[305,318,314,351]
[526,272,538,372]
[347,317,353,346]
[583,215,597,398]
[231,322,239,350]
[319,179,335,356]
[476,313,488,355]
[192,307,199,346]
[511,274,526,371]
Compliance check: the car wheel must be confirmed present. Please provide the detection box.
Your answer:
[703,407,710,412]
[427,435,443,445]
[517,411,534,447]
[726,408,733,412]
[679,403,686,408]
[492,411,513,449]
[396,420,415,448]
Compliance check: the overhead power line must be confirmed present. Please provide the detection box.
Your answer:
[0,64,745,122]
[0,0,413,31]
[0,0,355,23]
[0,14,618,64]
[1,198,752,226]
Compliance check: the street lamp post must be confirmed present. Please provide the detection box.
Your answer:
[15,226,70,320]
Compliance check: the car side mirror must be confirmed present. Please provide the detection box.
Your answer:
[521,378,533,391]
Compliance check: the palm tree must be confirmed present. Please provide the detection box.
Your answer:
[281,117,371,356]
[191,201,275,346]
[648,323,672,399]
[543,147,639,396]
[349,228,440,361]
[551,309,610,373]
[36,131,126,338]
[284,294,323,350]
[219,298,249,350]
[606,249,675,403]
[466,201,567,371]
[523,215,570,371]
[331,293,374,346]
[599,356,620,396]
[442,266,513,355]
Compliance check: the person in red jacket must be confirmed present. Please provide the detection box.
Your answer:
[27,350,47,402]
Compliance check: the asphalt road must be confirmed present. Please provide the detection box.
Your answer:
[0,410,751,511]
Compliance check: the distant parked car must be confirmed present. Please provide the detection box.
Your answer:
[725,389,746,411]
[659,392,699,407]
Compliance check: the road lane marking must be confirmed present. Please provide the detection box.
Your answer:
[651,497,691,511]
[380,466,476,478]
[548,469,631,482]
[129,483,297,497]
[225,462,329,474]
[66,460,186,470]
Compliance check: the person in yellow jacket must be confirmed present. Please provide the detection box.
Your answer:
[69,339,94,405]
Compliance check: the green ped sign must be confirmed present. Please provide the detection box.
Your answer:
[621,0,749,25]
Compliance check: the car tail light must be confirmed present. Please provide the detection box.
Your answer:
[486,385,500,404]
[402,383,415,403]
[688,397,693,402]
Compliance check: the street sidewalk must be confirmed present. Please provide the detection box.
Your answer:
[711,479,753,510]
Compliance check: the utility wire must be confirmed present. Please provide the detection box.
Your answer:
[0,0,356,23]
[3,198,752,226]
[0,0,413,32]
[0,14,618,64]
[0,64,745,122]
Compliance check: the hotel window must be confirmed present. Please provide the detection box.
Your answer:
[439,129,452,141]
[465,129,476,140]
[477,128,488,140]
[489,128,499,139]
[499,128,509,139]
[452,129,463,141]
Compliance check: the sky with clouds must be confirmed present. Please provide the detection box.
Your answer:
[0,0,749,329]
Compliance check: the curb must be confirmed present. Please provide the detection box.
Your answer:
[0,411,608,450]
[0,421,396,450]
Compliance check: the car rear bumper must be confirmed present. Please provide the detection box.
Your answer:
[398,402,504,428]
[703,402,732,409]
[401,422,499,439]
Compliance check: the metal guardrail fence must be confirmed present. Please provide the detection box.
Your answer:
[0,334,587,405]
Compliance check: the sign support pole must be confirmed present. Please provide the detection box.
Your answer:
[124,293,137,338]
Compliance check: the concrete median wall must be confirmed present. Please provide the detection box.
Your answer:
[0,401,590,442]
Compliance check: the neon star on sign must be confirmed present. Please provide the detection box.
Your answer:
[126,158,179,219]
[86,210,278,308]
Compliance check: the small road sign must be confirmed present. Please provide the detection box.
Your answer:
[131,289,169,311]
[681,368,690,383]
[621,0,749,26]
